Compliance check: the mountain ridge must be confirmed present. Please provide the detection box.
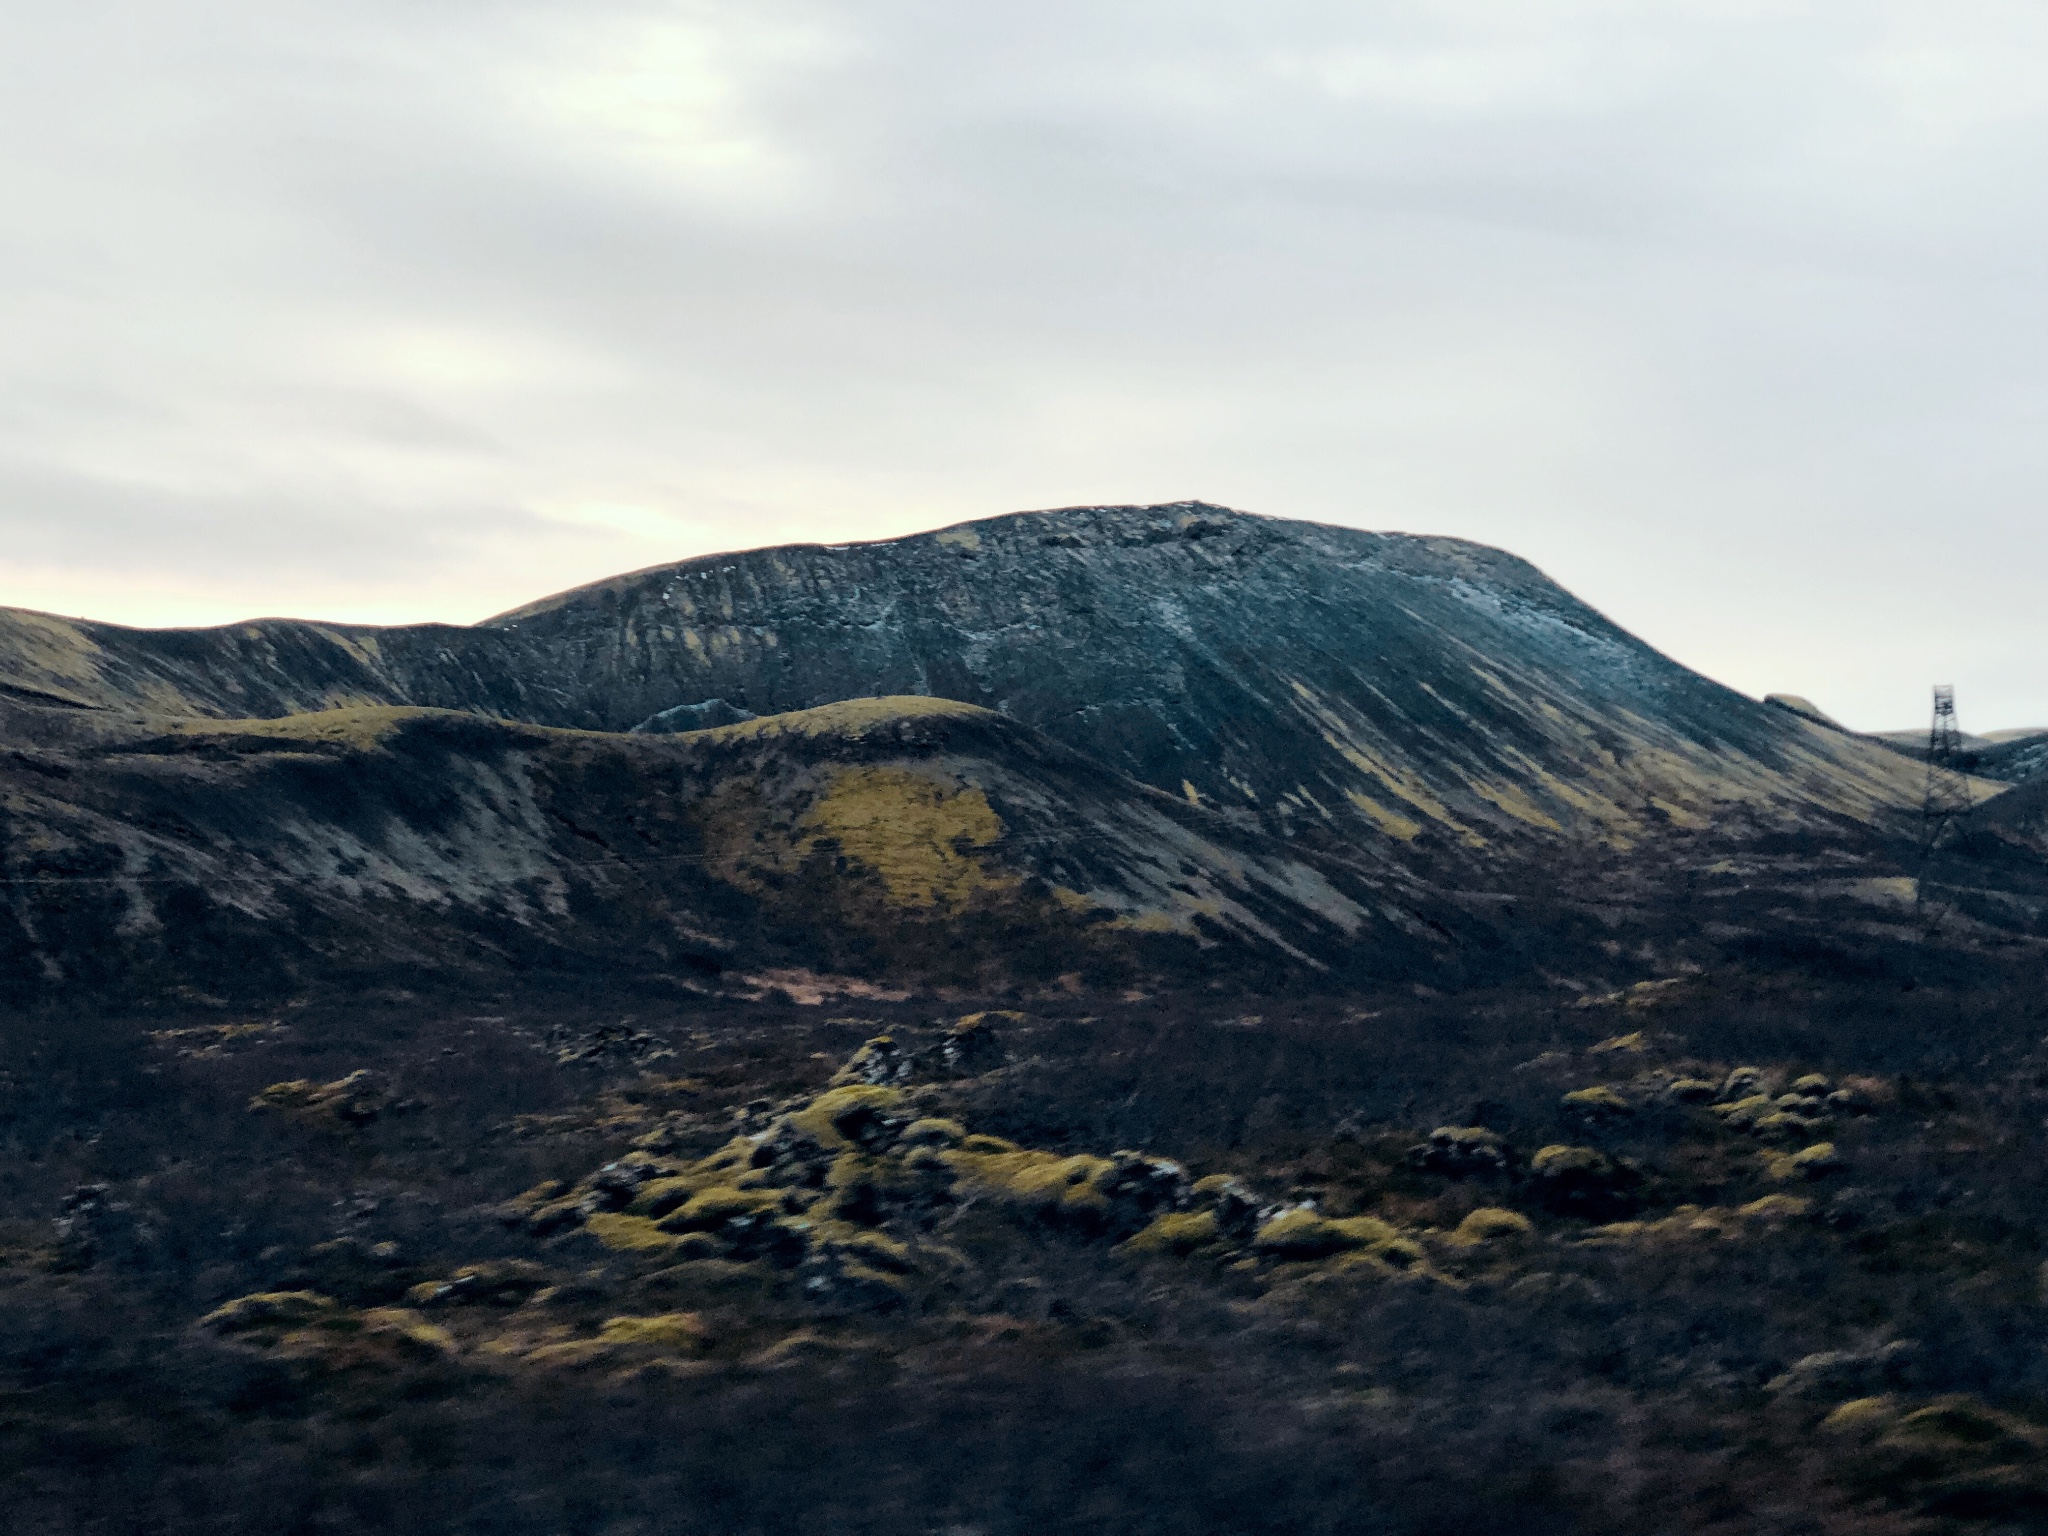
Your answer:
[0,503,1939,863]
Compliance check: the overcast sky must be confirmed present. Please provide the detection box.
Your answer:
[3,1,2044,730]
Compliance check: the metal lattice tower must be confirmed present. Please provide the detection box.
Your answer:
[1916,685,1974,924]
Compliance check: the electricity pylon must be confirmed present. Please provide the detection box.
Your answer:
[1915,685,1974,926]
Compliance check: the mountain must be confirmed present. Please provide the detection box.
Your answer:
[0,502,1929,868]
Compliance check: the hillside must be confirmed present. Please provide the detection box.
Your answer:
[0,503,1935,868]
[0,696,1477,1006]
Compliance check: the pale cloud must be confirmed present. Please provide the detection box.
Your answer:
[0,0,2044,730]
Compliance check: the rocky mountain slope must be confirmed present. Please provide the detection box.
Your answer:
[1,696,1474,1005]
[0,503,1934,868]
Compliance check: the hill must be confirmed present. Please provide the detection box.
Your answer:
[0,503,1933,869]
[0,696,1478,1006]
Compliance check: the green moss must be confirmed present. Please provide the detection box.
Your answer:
[1579,1221,1648,1245]
[505,1179,568,1211]
[1006,1154,1115,1215]
[597,1312,709,1350]
[1119,1209,1222,1255]
[406,1260,554,1307]
[1766,1141,1842,1182]
[584,1213,684,1253]
[199,1291,340,1333]
[1561,1086,1632,1115]
[1449,1207,1533,1246]
[784,1084,911,1152]
[1821,1397,1899,1437]
[1374,1237,1425,1269]
[837,1261,911,1296]
[945,1149,1119,1222]
[1752,1110,1829,1142]
[357,1308,458,1359]
[249,1080,320,1111]
[959,1133,1017,1154]
[520,1339,617,1369]
[663,1186,783,1231]
[1530,1145,1607,1177]
[815,1152,930,1224]
[696,1137,761,1175]
[901,1118,966,1148]
[826,1230,915,1273]
[1709,1093,1774,1129]
[1252,1209,1360,1259]
[624,1173,718,1218]
[1190,1173,1251,1205]
[1886,1397,2031,1450]
[1738,1193,1813,1220]
[669,1232,728,1261]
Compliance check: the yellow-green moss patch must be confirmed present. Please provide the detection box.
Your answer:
[598,1312,709,1350]
[1119,1209,1223,1256]
[584,1213,685,1253]
[1448,1208,1533,1246]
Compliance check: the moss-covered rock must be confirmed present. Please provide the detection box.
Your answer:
[1821,1396,1900,1437]
[1408,1126,1509,1177]
[624,1172,720,1219]
[1561,1085,1632,1119]
[1527,1144,1640,1219]
[784,1084,914,1153]
[597,1312,709,1351]
[1448,1207,1533,1246]
[1250,1209,1395,1260]
[1856,1396,2048,1516]
[945,1147,1121,1227]
[829,1035,916,1088]
[584,1213,685,1254]
[1189,1174,1268,1239]
[814,1147,955,1227]
[405,1260,553,1307]
[1719,1066,1768,1101]
[1708,1093,1775,1130]
[248,1070,387,1126]
[796,1247,913,1312]
[200,1290,341,1334]
[1738,1193,1813,1221]
[1766,1141,1843,1182]
[356,1307,458,1360]
[1119,1209,1223,1256]
[1752,1110,1831,1143]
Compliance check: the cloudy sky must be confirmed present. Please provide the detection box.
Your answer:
[3,1,2044,730]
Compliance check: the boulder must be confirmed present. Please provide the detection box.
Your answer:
[1561,1086,1633,1121]
[404,1260,553,1308]
[1527,1144,1640,1220]
[1408,1126,1510,1178]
